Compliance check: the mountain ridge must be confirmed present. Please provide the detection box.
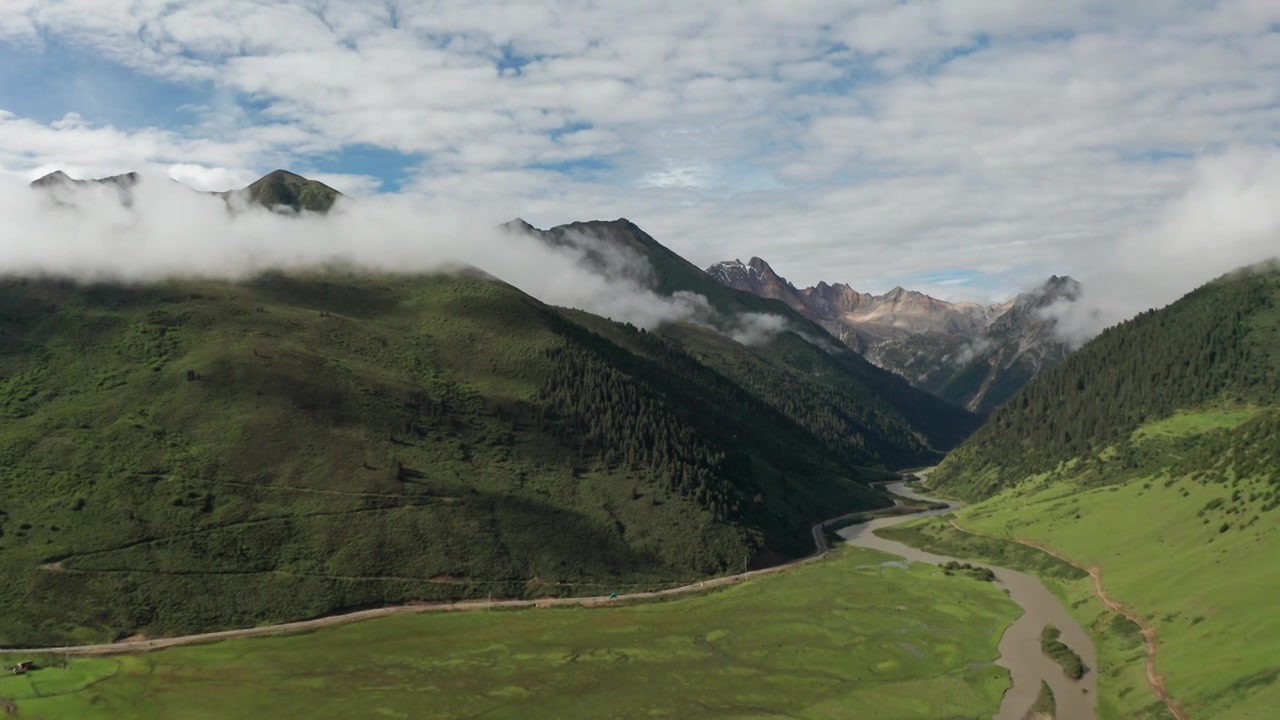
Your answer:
[505,218,983,460]
[29,168,343,213]
[706,255,1077,412]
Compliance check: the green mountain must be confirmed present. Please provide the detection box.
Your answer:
[931,264,1280,719]
[0,270,888,645]
[934,265,1280,497]
[240,169,341,212]
[511,219,982,464]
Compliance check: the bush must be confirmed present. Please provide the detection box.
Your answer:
[1040,624,1085,679]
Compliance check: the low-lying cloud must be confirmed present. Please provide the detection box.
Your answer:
[1043,149,1280,347]
[0,173,790,345]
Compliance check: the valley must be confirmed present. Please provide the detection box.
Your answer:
[840,482,1098,720]
[0,541,1021,719]
[1,174,1277,719]
[4,5,1277,719]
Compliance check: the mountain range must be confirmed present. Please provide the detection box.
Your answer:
[29,168,342,214]
[706,257,1080,413]
[11,167,1280,717]
[0,169,975,644]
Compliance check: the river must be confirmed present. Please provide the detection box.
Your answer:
[837,481,1098,720]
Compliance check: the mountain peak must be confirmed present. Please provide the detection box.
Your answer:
[243,169,341,213]
[30,170,140,189]
[30,170,71,186]
[501,218,539,233]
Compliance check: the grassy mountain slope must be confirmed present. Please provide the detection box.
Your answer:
[240,169,341,212]
[525,219,981,462]
[935,266,1280,497]
[0,271,878,646]
[930,265,1280,718]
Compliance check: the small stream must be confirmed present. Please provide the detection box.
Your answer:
[838,482,1098,720]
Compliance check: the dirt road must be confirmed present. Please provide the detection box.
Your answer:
[947,519,1189,720]
[0,499,899,657]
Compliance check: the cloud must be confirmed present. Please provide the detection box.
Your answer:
[0,0,1277,317]
[1042,147,1280,345]
[729,313,792,346]
[0,175,773,341]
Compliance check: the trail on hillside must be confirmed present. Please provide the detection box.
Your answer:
[947,519,1189,720]
[0,502,896,657]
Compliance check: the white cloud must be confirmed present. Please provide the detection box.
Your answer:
[0,0,1275,329]
[0,175,768,342]
[1046,147,1280,344]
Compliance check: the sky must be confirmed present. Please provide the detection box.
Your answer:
[1,0,1278,305]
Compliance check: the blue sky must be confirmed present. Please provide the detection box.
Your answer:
[0,1,1278,302]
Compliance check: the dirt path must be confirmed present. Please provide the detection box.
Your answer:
[947,519,1189,720]
[0,499,900,657]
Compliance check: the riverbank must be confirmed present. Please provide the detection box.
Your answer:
[840,482,1099,720]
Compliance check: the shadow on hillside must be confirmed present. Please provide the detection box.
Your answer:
[244,271,403,318]
[21,490,670,642]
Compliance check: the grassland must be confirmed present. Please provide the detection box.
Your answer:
[0,546,1019,719]
[934,408,1280,719]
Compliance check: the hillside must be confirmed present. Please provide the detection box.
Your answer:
[706,257,1076,413]
[0,271,880,646]
[510,220,982,461]
[934,266,1280,497]
[929,264,1280,719]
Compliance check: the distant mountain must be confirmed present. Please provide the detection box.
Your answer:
[30,170,141,190]
[927,275,1080,413]
[29,169,341,214]
[706,257,1078,413]
[29,170,142,206]
[506,219,982,465]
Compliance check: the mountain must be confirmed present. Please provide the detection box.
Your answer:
[237,169,341,213]
[706,257,1077,412]
[923,275,1081,413]
[507,220,982,463]
[0,270,890,645]
[30,170,141,190]
[931,264,1280,718]
[29,170,142,206]
[29,169,341,213]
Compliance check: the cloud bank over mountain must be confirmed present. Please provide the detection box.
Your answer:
[2,174,797,342]
[0,1,1276,333]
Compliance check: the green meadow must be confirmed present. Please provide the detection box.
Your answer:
[903,407,1280,720]
[0,547,1017,719]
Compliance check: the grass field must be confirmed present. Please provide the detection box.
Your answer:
[0,546,1018,719]
[929,408,1280,720]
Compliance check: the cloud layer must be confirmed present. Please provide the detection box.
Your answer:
[0,175,797,342]
[0,1,1277,320]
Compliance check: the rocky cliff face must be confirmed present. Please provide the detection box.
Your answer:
[706,257,1079,413]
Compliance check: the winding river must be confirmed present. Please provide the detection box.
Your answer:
[838,482,1098,720]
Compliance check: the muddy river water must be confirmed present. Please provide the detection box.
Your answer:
[837,482,1098,720]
